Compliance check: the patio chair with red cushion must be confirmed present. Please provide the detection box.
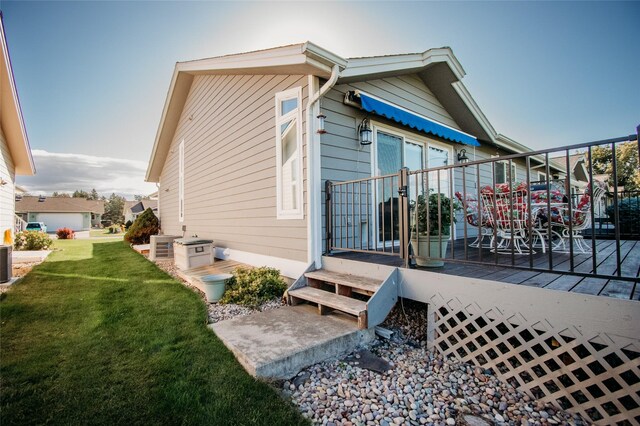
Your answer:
[480,186,541,254]
[455,191,494,248]
[553,180,607,253]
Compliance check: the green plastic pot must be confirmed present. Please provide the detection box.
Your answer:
[199,273,232,302]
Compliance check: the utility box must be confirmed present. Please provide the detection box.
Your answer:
[173,238,214,270]
[149,235,179,261]
[0,245,12,284]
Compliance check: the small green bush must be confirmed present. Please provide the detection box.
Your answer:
[124,208,159,244]
[14,231,53,251]
[219,266,287,307]
[606,196,640,236]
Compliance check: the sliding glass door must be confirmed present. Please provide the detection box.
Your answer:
[373,125,453,248]
[375,131,402,246]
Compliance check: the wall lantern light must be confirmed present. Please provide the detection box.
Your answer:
[316,113,326,134]
[457,148,469,163]
[358,117,372,145]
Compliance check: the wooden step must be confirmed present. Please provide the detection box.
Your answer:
[305,270,382,294]
[288,287,368,329]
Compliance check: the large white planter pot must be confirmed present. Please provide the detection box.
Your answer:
[411,235,450,267]
[199,273,232,303]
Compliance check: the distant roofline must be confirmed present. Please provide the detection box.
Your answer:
[146,42,530,182]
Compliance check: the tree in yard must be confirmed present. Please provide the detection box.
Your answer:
[89,188,100,200]
[124,208,159,244]
[103,193,126,224]
[589,141,640,191]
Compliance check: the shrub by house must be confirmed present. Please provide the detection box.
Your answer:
[14,231,53,251]
[56,228,75,239]
[220,266,287,307]
[124,208,159,245]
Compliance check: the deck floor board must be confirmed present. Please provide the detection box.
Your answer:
[330,238,639,299]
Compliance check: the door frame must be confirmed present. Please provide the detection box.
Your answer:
[370,121,455,247]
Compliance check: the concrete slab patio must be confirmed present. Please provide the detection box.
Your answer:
[210,304,376,380]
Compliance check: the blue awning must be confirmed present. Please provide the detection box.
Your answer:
[358,93,480,147]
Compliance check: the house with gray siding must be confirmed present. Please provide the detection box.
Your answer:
[0,15,35,241]
[145,42,548,278]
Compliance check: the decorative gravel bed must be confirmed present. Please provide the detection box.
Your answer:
[148,259,587,425]
[153,259,284,324]
[283,300,587,426]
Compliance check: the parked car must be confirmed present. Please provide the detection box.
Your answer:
[26,222,47,233]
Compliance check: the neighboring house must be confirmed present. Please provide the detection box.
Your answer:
[15,196,104,231]
[145,42,560,278]
[124,199,158,223]
[550,152,590,194]
[0,15,36,240]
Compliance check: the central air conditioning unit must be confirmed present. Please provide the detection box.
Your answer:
[149,235,179,261]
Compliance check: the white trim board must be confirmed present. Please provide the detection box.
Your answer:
[213,247,308,279]
[275,86,304,220]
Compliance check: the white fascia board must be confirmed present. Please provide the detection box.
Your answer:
[176,42,345,77]
[303,41,348,70]
[340,47,465,82]
[495,134,530,154]
[145,67,181,182]
[496,134,564,173]
[451,81,498,145]
[0,18,35,175]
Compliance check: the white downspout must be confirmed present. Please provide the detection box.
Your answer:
[306,65,340,268]
[155,181,161,233]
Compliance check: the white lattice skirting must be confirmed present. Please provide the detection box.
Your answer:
[398,268,640,425]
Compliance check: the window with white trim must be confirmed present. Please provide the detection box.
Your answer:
[275,87,303,219]
[178,140,185,222]
[493,156,517,184]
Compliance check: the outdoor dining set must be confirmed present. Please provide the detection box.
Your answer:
[455,180,607,255]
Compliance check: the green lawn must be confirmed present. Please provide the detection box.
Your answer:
[89,229,125,238]
[0,239,307,425]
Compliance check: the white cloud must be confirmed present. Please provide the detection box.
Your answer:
[16,150,157,199]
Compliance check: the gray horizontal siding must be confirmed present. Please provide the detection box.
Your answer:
[159,74,309,262]
[320,74,463,250]
[319,74,538,248]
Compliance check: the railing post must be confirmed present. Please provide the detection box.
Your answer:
[398,168,410,266]
[325,180,333,255]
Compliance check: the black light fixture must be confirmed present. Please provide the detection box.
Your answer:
[457,148,469,163]
[316,113,326,134]
[358,117,372,145]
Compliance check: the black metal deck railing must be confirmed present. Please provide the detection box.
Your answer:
[325,127,640,288]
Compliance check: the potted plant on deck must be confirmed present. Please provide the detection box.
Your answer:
[410,192,459,267]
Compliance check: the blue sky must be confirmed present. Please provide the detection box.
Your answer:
[2,1,639,197]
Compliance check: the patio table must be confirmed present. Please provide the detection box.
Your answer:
[529,202,568,251]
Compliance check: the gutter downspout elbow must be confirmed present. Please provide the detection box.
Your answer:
[306,65,340,268]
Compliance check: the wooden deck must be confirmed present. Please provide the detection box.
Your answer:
[175,259,247,294]
[330,239,640,300]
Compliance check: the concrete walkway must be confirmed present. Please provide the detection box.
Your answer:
[211,304,375,380]
[12,250,51,264]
